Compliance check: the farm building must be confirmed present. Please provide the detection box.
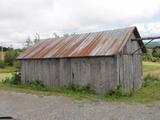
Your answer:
[17,27,146,94]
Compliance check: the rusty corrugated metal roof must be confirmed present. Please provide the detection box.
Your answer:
[17,27,144,59]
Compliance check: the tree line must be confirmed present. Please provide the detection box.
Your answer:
[143,46,160,62]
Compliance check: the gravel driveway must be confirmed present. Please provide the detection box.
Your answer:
[0,91,160,120]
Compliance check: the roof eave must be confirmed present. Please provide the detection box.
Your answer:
[133,27,147,53]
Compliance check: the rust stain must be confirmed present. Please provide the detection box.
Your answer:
[35,40,62,58]
[77,32,104,56]
[60,39,84,57]
[28,41,51,58]
[53,37,76,57]
[21,41,48,59]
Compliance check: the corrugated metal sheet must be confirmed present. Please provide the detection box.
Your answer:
[17,27,144,59]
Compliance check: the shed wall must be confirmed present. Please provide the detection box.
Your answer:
[118,32,143,92]
[123,33,142,55]
[117,55,142,92]
[21,57,118,94]
[21,55,142,94]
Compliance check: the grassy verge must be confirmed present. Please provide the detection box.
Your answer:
[0,62,159,104]
[0,75,160,104]
[0,83,99,101]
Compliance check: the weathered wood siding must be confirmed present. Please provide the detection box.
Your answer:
[123,33,142,55]
[117,54,142,92]
[117,32,143,92]
[21,57,119,94]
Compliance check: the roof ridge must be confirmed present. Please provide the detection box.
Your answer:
[39,26,137,41]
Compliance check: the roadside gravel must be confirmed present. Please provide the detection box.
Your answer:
[0,91,160,120]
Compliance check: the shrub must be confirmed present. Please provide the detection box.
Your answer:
[2,72,21,85]
[65,83,95,94]
[26,80,45,88]
[13,61,20,69]
[2,72,45,88]
[4,49,20,66]
[4,49,16,66]
[152,47,160,58]
[0,60,6,68]
[106,84,130,97]
[143,53,160,62]
[143,74,160,87]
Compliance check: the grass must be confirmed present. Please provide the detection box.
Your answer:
[0,66,17,73]
[0,75,160,104]
[0,73,12,82]
[143,61,160,77]
[110,75,160,103]
[0,84,98,101]
[0,52,4,61]
[0,66,16,82]
[0,61,159,104]
[143,62,160,72]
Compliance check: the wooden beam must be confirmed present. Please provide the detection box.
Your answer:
[132,39,154,54]
[132,36,160,41]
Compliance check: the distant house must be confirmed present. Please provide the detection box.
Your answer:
[17,27,146,94]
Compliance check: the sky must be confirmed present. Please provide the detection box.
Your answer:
[0,0,160,48]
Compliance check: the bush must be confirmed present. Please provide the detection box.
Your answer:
[143,74,160,87]
[152,47,160,58]
[4,49,16,66]
[65,83,95,94]
[106,85,130,97]
[2,72,21,85]
[13,61,20,69]
[26,80,45,88]
[2,71,45,88]
[4,49,20,66]
[143,53,160,62]
[0,60,6,68]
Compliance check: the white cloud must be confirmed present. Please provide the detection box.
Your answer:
[0,0,160,48]
[135,22,160,37]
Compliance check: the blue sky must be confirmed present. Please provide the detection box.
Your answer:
[0,0,160,48]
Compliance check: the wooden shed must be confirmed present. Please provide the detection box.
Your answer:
[17,27,146,94]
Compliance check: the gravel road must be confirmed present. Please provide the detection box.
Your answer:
[0,91,160,120]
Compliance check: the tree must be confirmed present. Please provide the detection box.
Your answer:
[63,33,76,37]
[25,37,33,48]
[63,33,69,37]
[152,46,160,58]
[71,32,76,36]
[53,33,60,38]
[4,48,18,66]
[34,33,40,44]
